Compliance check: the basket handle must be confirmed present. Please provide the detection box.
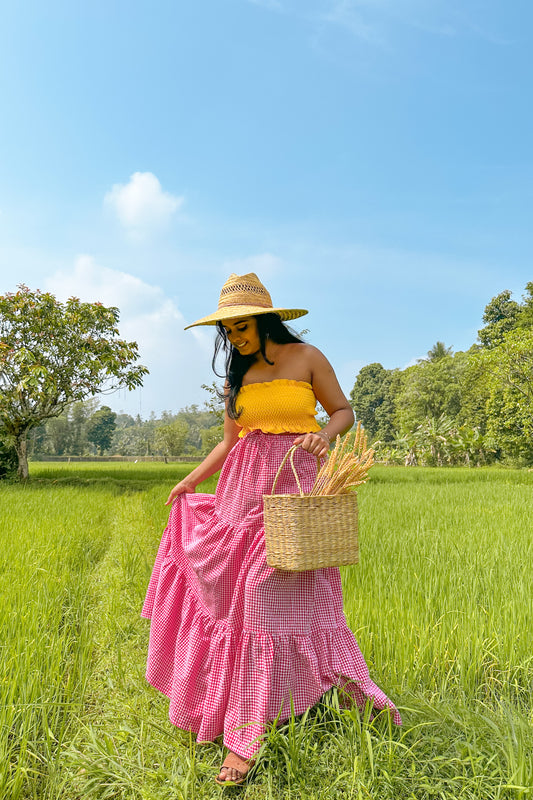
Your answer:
[269,445,321,497]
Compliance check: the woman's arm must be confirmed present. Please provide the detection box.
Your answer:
[165,404,240,505]
[293,346,354,459]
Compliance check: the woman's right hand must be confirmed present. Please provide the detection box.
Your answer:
[165,480,196,506]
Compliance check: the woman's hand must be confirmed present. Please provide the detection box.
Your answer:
[165,480,196,506]
[293,431,330,459]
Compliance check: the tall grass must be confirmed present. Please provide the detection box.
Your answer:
[0,463,531,799]
[0,483,110,798]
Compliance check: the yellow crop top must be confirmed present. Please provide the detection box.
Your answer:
[236,379,321,438]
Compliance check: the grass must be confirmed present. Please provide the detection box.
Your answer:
[0,463,532,799]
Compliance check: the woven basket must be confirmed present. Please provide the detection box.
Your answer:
[263,445,359,572]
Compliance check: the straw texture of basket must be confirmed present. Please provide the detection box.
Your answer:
[263,445,359,571]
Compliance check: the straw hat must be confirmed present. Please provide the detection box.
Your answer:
[184,273,308,329]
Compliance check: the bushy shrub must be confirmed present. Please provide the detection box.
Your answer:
[0,435,17,479]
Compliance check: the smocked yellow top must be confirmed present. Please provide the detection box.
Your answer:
[236,379,321,438]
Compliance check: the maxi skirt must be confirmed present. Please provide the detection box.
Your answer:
[142,431,401,759]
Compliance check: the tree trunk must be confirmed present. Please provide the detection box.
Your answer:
[14,433,29,480]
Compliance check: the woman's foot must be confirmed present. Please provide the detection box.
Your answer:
[214,751,253,785]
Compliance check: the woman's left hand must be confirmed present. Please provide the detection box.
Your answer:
[293,431,330,459]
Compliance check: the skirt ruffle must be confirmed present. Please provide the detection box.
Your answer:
[142,431,400,758]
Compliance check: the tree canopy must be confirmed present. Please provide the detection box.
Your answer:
[86,406,117,456]
[0,285,148,478]
[349,363,398,442]
[154,419,189,457]
[477,290,522,348]
[0,436,17,479]
[350,283,533,467]
[423,341,454,362]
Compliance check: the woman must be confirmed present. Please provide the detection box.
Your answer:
[142,273,401,785]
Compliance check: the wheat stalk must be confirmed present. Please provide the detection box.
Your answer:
[309,422,374,495]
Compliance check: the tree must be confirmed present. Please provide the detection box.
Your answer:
[46,415,71,455]
[518,281,533,330]
[200,424,224,455]
[87,406,117,455]
[0,434,17,479]
[111,420,145,456]
[154,419,188,457]
[413,414,455,466]
[422,341,454,362]
[473,327,533,463]
[475,327,533,407]
[69,399,99,455]
[0,286,148,479]
[477,290,522,348]
[352,284,533,466]
[394,355,463,434]
[450,425,491,467]
[454,347,491,432]
[201,382,225,424]
[350,363,399,442]
[27,421,48,458]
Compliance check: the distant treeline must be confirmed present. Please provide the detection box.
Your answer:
[24,284,533,468]
[27,384,224,460]
[351,284,533,466]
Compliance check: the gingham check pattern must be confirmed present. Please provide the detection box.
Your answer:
[142,431,401,758]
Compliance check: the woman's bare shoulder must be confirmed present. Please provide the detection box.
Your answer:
[266,341,316,381]
[279,341,321,364]
[296,343,331,367]
[279,343,335,381]
[283,341,322,356]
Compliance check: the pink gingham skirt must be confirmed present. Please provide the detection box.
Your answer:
[142,431,401,758]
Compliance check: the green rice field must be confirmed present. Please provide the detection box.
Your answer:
[1,462,532,799]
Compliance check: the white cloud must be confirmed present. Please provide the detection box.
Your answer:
[44,256,213,416]
[104,172,184,238]
[221,252,282,281]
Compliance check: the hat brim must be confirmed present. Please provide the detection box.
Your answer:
[184,305,308,330]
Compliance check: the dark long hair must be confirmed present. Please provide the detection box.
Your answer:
[212,313,304,419]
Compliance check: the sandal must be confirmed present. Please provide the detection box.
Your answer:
[214,751,252,786]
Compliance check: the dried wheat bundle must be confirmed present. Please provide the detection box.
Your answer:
[309,422,374,496]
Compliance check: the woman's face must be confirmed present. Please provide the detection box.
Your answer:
[221,316,261,356]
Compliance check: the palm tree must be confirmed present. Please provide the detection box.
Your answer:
[415,414,455,465]
[390,429,419,466]
[451,424,492,467]
[424,341,454,362]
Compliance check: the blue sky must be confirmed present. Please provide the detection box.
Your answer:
[1,0,531,417]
